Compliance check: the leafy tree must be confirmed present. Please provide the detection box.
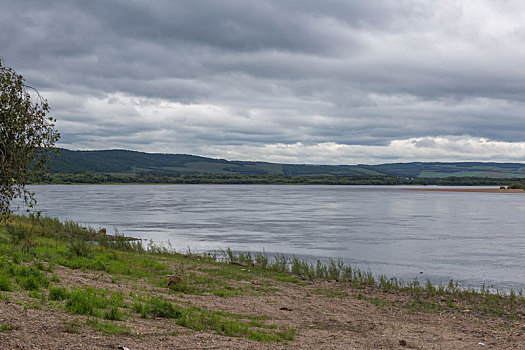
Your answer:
[0,59,60,220]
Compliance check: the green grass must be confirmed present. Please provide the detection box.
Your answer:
[0,274,13,291]
[135,297,183,319]
[68,237,94,258]
[0,323,15,332]
[49,286,69,301]
[50,274,60,283]
[3,264,50,291]
[104,306,123,321]
[65,289,99,316]
[130,298,294,342]
[175,307,294,343]
[64,287,124,318]
[63,318,82,334]
[0,218,172,281]
[127,293,293,342]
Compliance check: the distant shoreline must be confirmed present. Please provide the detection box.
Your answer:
[403,188,524,193]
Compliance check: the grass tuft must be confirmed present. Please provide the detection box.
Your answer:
[137,297,183,319]
[49,286,69,301]
[104,305,123,321]
[68,237,93,258]
[0,275,13,292]
[0,324,15,332]
[63,318,82,334]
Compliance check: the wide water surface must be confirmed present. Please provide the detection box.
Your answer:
[25,185,525,290]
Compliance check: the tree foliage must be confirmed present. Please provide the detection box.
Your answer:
[0,59,60,220]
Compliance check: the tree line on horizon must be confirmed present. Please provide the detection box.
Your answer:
[32,172,525,187]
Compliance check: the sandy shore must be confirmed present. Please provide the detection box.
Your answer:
[403,188,524,193]
[2,216,524,349]
[2,266,524,349]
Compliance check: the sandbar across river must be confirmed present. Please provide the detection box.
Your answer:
[403,188,524,193]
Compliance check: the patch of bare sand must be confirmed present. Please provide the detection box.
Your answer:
[403,188,524,193]
[1,266,524,349]
[184,281,524,349]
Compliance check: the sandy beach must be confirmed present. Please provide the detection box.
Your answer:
[403,188,524,193]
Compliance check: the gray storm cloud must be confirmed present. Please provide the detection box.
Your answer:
[2,0,525,163]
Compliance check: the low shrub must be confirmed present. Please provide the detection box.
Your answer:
[49,286,69,301]
[0,275,13,292]
[104,305,123,321]
[68,237,94,258]
[137,297,183,319]
[12,266,49,291]
[66,289,97,316]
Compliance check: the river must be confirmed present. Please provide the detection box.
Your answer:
[23,184,525,291]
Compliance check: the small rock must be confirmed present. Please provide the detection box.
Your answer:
[167,275,182,287]
[399,339,407,346]
[279,307,292,311]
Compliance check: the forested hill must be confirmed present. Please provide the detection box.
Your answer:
[48,149,384,176]
[48,149,525,178]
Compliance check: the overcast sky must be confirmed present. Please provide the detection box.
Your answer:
[2,0,525,164]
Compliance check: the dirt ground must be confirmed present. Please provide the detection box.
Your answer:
[1,265,524,350]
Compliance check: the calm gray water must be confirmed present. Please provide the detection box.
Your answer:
[24,184,525,290]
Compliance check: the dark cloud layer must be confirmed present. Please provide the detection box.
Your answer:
[2,0,525,163]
